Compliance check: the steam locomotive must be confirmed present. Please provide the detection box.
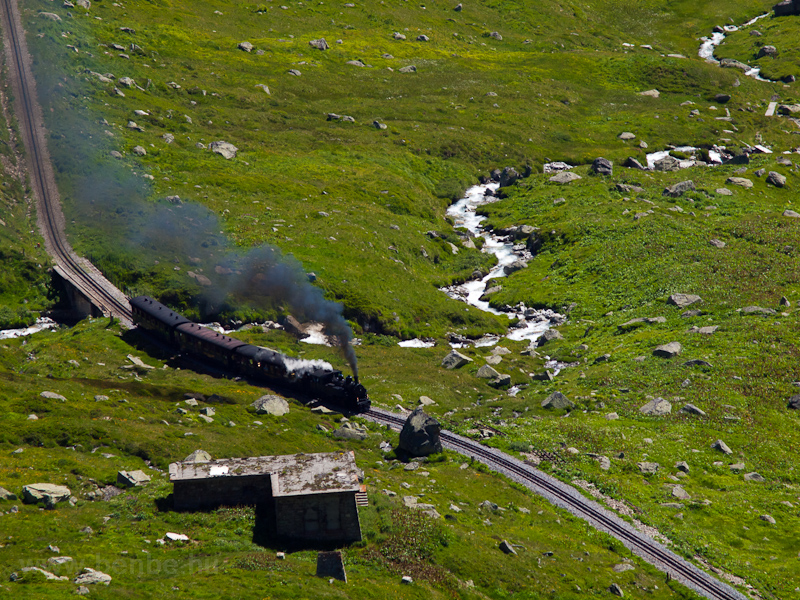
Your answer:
[129,295,370,412]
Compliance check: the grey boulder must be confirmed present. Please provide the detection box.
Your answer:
[441,349,473,369]
[209,141,238,159]
[653,342,681,358]
[117,470,151,487]
[766,171,786,188]
[22,483,72,508]
[667,294,702,308]
[251,395,290,416]
[74,568,111,586]
[662,180,695,197]
[590,157,613,176]
[639,397,672,416]
[398,408,443,456]
[541,391,574,410]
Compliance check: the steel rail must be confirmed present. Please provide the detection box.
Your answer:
[364,407,748,600]
[0,0,132,325]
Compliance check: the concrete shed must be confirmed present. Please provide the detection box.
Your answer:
[169,451,364,543]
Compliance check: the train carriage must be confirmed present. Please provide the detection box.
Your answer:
[129,295,370,412]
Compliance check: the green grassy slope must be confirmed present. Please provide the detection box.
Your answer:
[2,0,799,596]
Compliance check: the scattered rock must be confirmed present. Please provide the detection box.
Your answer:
[74,568,112,586]
[662,180,695,197]
[41,391,67,401]
[22,484,72,508]
[541,391,574,410]
[613,563,635,573]
[741,306,776,315]
[653,342,681,358]
[309,38,329,50]
[333,422,368,441]
[39,12,62,21]
[744,472,765,482]
[672,485,690,500]
[476,364,500,379]
[639,397,672,416]
[675,461,690,473]
[783,209,800,218]
[757,45,777,58]
[637,462,659,475]
[117,470,151,487]
[398,65,417,73]
[536,329,563,346]
[549,171,581,184]
[760,514,776,524]
[499,166,520,187]
[398,408,443,456]
[19,566,67,581]
[609,582,624,597]
[132,145,146,156]
[711,439,733,454]
[288,69,302,76]
[590,157,613,176]
[639,89,660,98]
[238,41,254,52]
[499,540,517,555]
[416,34,429,42]
[726,177,753,189]
[441,349,473,369]
[709,239,726,248]
[623,157,647,170]
[766,171,786,188]
[653,155,680,172]
[209,141,238,159]
[254,83,270,94]
[0,486,18,500]
[787,394,800,410]
[680,403,707,416]
[667,294,702,308]
[683,359,712,368]
[251,395,290,416]
[618,132,636,140]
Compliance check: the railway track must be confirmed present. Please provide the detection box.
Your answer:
[0,0,132,326]
[364,407,749,600]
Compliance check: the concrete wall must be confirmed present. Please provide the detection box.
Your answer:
[173,475,274,510]
[275,492,361,543]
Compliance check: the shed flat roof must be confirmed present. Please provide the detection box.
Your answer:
[168,451,361,497]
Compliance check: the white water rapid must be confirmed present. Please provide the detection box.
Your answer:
[0,317,57,340]
[438,183,565,347]
[698,13,773,82]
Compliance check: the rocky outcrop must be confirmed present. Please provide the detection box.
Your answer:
[774,0,800,16]
[250,395,290,416]
[210,141,238,159]
[662,180,695,197]
[117,470,151,487]
[22,484,72,508]
[398,408,443,456]
[590,157,613,176]
[441,349,473,369]
[499,166,521,187]
[652,342,681,358]
[541,391,574,410]
[639,397,672,416]
[667,294,702,308]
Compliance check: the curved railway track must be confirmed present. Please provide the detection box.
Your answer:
[365,407,749,600]
[0,0,132,325]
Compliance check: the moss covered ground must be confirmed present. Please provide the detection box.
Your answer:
[2,0,800,597]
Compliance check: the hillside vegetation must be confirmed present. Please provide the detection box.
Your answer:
[2,0,800,597]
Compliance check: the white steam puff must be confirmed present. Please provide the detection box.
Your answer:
[282,356,334,376]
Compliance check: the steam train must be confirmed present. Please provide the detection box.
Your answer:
[129,296,370,412]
